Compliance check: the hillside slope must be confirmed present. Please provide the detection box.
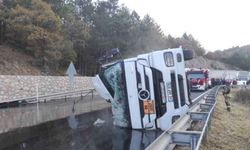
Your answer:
[220,45,250,58]
[185,56,241,70]
[205,45,250,70]
[0,44,241,75]
[0,45,42,75]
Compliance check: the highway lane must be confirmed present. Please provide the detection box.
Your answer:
[1,92,204,150]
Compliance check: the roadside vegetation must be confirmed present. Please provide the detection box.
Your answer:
[201,88,250,150]
[235,88,250,105]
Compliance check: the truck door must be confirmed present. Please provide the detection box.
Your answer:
[178,74,186,106]
[136,60,157,129]
[173,52,189,107]
[136,60,167,129]
[170,73,186,106]
[151,68,167,118]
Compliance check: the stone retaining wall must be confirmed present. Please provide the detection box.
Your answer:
[0,75,93,102]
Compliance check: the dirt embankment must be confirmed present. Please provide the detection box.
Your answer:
[0,44,41,75]
[201,88,250,150]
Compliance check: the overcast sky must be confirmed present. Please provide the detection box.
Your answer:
[119,0,250,51]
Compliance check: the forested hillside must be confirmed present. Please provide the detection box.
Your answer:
[0,0,206,75]
[206,45,250,70]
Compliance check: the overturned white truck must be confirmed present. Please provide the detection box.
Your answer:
[92,47,193,130]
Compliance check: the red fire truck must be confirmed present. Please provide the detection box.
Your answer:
[186,68,209,91]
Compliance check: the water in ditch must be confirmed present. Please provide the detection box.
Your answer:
[0,92,203,150]
[0,108,162,150]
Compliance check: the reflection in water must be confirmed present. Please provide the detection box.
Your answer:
[1,108,162,150]
[68,101,79,129]
[112,128,161,150]
[68,112,79,129]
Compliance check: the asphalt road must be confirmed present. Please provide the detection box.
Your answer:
[1,92,204,150]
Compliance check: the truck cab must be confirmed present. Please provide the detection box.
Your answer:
[92,47,193,130]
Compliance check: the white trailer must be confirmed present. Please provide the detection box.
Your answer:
[92,47,193,130]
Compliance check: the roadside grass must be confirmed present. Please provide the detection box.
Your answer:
[235,88,250,105]
[201,89,250,150]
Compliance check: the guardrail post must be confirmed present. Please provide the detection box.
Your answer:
[89,90,94,112]
[91,90,94,101]
[203,124,209,142]
[191,135,198,150]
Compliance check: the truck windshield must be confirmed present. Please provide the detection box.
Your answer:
[188,73,205,79]
[99,62,131,128]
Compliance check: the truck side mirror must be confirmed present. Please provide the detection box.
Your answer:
[183,50,194,61]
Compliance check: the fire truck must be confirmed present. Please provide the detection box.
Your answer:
[92,47,193,130]
[186,68,209,91]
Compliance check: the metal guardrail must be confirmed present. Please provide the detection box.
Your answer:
[146,86,221,150]
[1,89,95,105]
